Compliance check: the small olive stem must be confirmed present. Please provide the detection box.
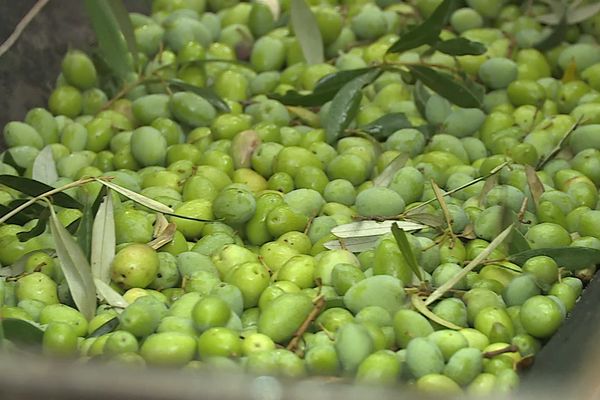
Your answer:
[99,76,148,112]
[0,177,98,226]
[286,295,326,353]
[536,116,583,169]
[516,197,529,223]
[483,344,519,358]
[403,161,510,216]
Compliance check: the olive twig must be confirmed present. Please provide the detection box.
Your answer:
[0,0,50,58]
[536,115,583,169]
[483,344,519,358]
[286,295,326,353]
[405,161,510,215]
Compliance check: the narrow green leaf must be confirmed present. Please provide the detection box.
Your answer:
[408,65,482,108]
[89,315,120,337]
[2,318,44,346]
[0,175,82,210]
[413,80,430,118]
[360,113,415,140]
[16,208,50,242]
[387,0,458,54]
[270,67,376,106]
[534,14,568,51]
[508,226,531,256]
[425,224,513,306]
[0,201,46,226]
[49,206,97,321]
[95,178,174,214]
[509,247,600,271]
[94,278,128,308]
[1,150,26,176]
[76,184,108,261]
[435,38,486,56]
[290,0,324,65]
[32,146,58,186]
[107,0,139,69]
[325,68,381,143]
[91,194,115,284]
[411,295,462,330]
[392,223,423,282]
[373,153,410,187]
[164,79,230,112]
[83,0,133,80]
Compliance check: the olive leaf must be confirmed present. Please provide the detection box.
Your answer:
[31,146,58,186]
[392,224,424,282]
[94,278,128,309]
[373,153,410,187]
[147,222,177,250]
[2,318,45,347]
[538,0,600,25]
[387,0,458,54]
[77,184,109,261]
[271,67,378,107]
[83,0,133,80]
[91,194,115,284]
[163,79,230,112]
[413,80,430,119]
[49,205,97,321]
[331,220,427,239]
[425,224,514,306]
[1,150,26,176]
[525,165,545,208]
[434,38,486,56]
[0,175,82,210]
[89,315,120,337]
[95,178,174,214]
[323,235,382,252]
[16,208,50,242]
[290,0,324,65]
[407,65,482,108]
[534,13,568,51]
[411,295,462,330]
[509,247,600,271]
[325,68,381,143]
[106,0,139,69]
[359,113,427,141]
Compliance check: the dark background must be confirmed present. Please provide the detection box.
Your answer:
[0,0,149,130]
